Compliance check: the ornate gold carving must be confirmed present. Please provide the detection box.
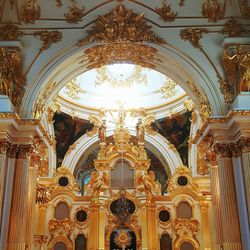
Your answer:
[86,114,102,137]
[114,230,132,249]
[180,28,208,49]
[213,143,232,158]
[21,1,41,24]
[48,218,75,236]
[155,1,177,22]
[65,2,85,23]
[202,0,221,22]
[36,183,51,204]
[33,80,57,119]
[173,218,199,236]
[78,4,166,46]
[222,18,243,37]
[18,144,34,159]
[64,78,85,100]
[187,81,212,122]
[0,22,23,41]
[55,0,62,7]
[197,135,216,174]
[95,65,147,88]
[218,78,234,104]
[143,114,157,136]
[237,137,250,153]
[34,31,62,52]
[222,45,250,97]
[0,139,10,155]
[0,47,26,110]
[155,78,177,99]
[34,235,48,247]
[83,43,160,69]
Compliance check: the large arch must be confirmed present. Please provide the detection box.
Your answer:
[21,41,226,118]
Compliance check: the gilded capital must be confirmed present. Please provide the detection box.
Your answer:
[0,139,10,155]
[6,144,19,158]
[237,137,250,153]
[18,144,34,160]
[213,143,230,158]
[30,152,42,168]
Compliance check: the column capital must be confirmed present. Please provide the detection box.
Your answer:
[0,139,11,155]
[6,144,19,158]
[30,151,41,168]
[17,144,34,160]
[237,137,250,153]
[213,143,231,158]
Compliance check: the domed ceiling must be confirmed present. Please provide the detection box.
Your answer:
[58,63,186,111]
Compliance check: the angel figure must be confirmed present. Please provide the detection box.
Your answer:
[98,119,107,143]
[136,118,145,144]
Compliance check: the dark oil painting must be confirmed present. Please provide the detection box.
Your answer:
[53,112,93,168]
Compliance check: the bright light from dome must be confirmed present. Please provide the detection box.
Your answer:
[106,63,136,81]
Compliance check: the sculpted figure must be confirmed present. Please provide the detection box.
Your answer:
[98,119,107,143]
[136,118,144,143]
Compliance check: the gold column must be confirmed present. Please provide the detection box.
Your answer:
[88,202,100,250]
[98,207,105,250]
[214,144,242,250]
[145,202,158,250]
[37,205,48,235]
[25,152,40,249]
[210,165,223,250]
[0,140,9,228]
[141,206,148,249]
[7,144,33,250]
[238,137,250,225]
[200,200,212,250]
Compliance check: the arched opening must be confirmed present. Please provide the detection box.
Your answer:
[111,160,134,189]
[180,242,195,250]
[160,233,172,250]
[75,234,87,250]
[54,242,67,250]
[176,201,192,219]
[54,202,69,220]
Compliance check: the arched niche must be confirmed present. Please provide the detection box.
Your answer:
[54,201,70,220]
[47,236,73,250]
[176,201,193,219]
[174,237,199,250]
[75,234,87,250]
[160,233,172,250]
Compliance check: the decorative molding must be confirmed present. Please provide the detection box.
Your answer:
[0,139,10,155]
[83,43,160,69]
[0,22,23,41]
[6,144,19,158]
[18,144,34,160]
[202,0,221,22]
[155,1,177,22]
[180,28,208,50]
[78,4,166,46]
[34,31,62,52]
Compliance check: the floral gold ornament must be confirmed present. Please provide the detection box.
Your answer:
[202,0,221,22]
[222,18,243,37]
[155,78,177,99]
[0,47,26,110]
[21,0,41,24]
[34,31,62,52]
[155,1,177,22]
[64,78,85,100]
[143,114,158,135]
[95,65,147,88]
[83,43,160,69]
[0,22,23,41]
[180,28,208,49]
[78,4,166,46]
[65,2,85,23]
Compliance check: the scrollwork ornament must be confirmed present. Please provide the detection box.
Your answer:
[65,3,85,23]
[0,23,23,41]
[222,18,243,37]
[180,28,208,50]
[34,31,62,52]
[155,1,177,22]
[21,2,41,24]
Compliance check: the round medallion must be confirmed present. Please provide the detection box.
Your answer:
[159,210,170,223]
[177,176,188,186]
[58,176,69,187]
[76,210,87,223]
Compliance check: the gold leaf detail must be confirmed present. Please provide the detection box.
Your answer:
[155,1,177,22]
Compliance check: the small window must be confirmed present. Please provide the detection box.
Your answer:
[159,210,170,222]
[76,210,87,223]
[177,176,188,186]
[58,176,69,187]
[55,202,69,220]
[177,201,192,219]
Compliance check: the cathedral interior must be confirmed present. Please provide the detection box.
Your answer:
[0,0,250,250]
